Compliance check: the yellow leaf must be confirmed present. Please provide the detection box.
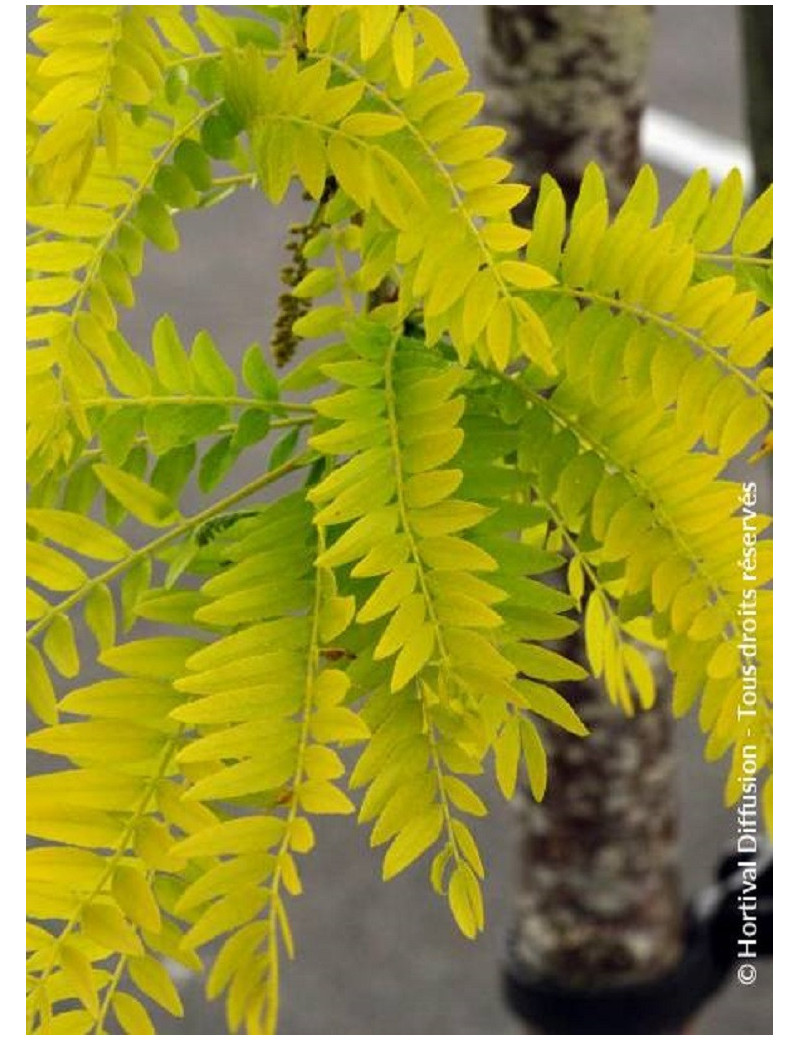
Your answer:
[340,112,404,137]
[359,5,398,60]
[358,564,418,623]
[298,780,356,814]
[707,640,739,679]
[327,131,371,209]
[494,717,520,799]
[733,185,772,254]
[26,240,95,273]
[523,683,589,736]
[497,260,556,290]
[512,297,555,372]
[622,645,656,709]
[305,5,341,50]
[81,903,143,956]
[391,624,436,691]
[182,885,268,950]
[718,395,769,457]
[520,717,547,800]
[174,817,285,858]
[527,175,566,273]
[448,863,480,938]
[59,941,99,1016]
[694,168,744,251]
[728,310,772,367]
[26,508,128,561]
[382,805,444,880]
[674,275,736,328]
[128,955,184,1017]
[411,6,464,69]
[112,992,155,1035]
[443,776,486,816]
[486,297,513,369]
[27,276,80,307]
[418,535,498,572]
[111,864,161,932]
[391,12,415,89]
[481,222,530,252]
[93,464,179,527]
[43,614,79,677]
[311,706,370,743]
[26,644,57,725]
[567,555,584,602]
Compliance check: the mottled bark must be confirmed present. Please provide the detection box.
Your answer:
[485,6,652,216]
[485,5,685,1014]
[740,6,773,196]
[511,638,683,989]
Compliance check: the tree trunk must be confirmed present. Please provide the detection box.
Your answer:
[485,5,652,217]
[485,7,686,1029]
[511,639,683,990]
[740,7,772,198]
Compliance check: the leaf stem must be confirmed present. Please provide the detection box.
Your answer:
[27,451,316,641]
[696,251,773,267]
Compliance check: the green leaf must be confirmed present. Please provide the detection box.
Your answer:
[200,110,237,160]
[93,464,180,526]
[242,343,279,399]
[199,436,237,493]
[174,139,212,190]
[191,330,237,395]
[152,315,192,392]
[136,193,179,252]
[270,425,301,469]
[154,164,198,209]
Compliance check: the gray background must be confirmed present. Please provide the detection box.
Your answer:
[28,6,772,1035]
